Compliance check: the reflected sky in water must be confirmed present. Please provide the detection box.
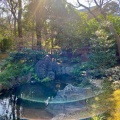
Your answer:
[0,83,106,120]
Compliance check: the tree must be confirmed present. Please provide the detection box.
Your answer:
[18,0,22,38]
[4,0,17,41]
[28,0,79,50]
[67,0,120,59]
[7,0,23,38]
[0,0,14,37]
[3,0,23,47]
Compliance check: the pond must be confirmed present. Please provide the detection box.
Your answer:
[0,83,104,120]
[0,83,56,120]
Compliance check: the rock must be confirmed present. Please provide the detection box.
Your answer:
[35,55,58,80]
[51,114,65,120]
[57,65,74,75]
[51,107,90,120]
[90,79,103,89]
[35,54,75,80]
[35,60,47,79]
[46,84,94,115]
[48,71,55,80]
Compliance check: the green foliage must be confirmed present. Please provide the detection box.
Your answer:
[0,62,32,84]
[105,66,120,81]
[87,78,114,120]
[0,49,46,84]
[73,62,89,75]
[104,66,120,90]
[90,115,106,120]
[41,77,51,83]
[0,38,12,52]
[9,48,46,63]
[72,62,90,82]
[70,57,81,64]
[87,18,99,37]
[0,17,13,39]
[107,15,120,35]
[71,14,100,49]
[88,29,117,70]
[72,27,118,81]
[31,73,40,81]
[45,19,81,50]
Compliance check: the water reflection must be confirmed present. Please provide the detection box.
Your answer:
[0,83,105,120]
[17,83,57,107]
[0,97,53,120]
[0,83,55,120]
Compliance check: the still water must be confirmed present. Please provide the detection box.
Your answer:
[0,83,104,120]
[0,83,55,120]
[0,98,53,120]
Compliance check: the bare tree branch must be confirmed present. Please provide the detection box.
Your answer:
[7,0,18,20]
[69,0,100,22]
[100,0,104,6]
[94,0,100,7]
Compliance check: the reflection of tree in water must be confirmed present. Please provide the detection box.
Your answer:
[9,95,20,120]
[0,99,10,120]
[0,84,55,120]
[19,83,56,102]
[0,95,22,120]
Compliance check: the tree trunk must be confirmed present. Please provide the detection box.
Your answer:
[73,0,120,59]
[108,24,120,58]
[32,19,34,50]
[86,8,120,58]
[36,24,42,49]
[18,0,22,38]
[14,19,17,49]
[17,0,23,50]
[35,11,42,50]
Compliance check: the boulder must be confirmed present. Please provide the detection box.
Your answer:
[46,84,94,115]
[51,114,65,120]
[35,55,58,80]
[35,54,75,80]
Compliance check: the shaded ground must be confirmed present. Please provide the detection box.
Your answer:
[0,53,9,66]
[0,53,8,61]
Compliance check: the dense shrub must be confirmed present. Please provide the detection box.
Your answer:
[105,66,120,80]
[71,28,118,89]
[0,49,46,84]
[88,29,117,70]
[0,38,12,52]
